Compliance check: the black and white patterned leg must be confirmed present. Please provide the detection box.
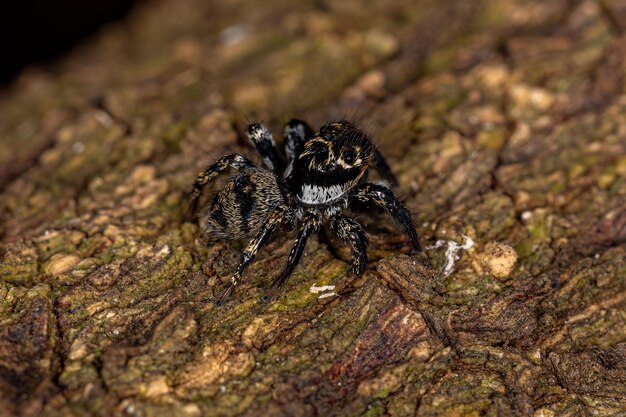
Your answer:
[186,153,254,221]
[262,214,320,302]
[348,183,422,253]
[283,118,314,162]
[215,206,287,306]
[246,123,285,174]
[329,214,369,276]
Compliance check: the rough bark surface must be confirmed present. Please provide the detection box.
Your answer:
[1,0,625,416]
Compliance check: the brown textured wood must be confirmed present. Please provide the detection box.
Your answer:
[1,1,625,416]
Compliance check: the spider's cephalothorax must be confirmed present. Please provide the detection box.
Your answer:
[285,121,374,207]
[186,120,422,305]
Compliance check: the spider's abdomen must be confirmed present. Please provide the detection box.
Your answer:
[199,168,284,240]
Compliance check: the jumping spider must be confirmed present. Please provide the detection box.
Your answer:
[186,119,422,305]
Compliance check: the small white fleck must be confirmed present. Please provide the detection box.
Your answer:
[461,235,474,250]
[72,142,85,154]
[219,25,251,46]
[310,284,336,293]
[521,211,533,221]
[424,240,445,250]
[220,385,226,393]
[426,235,474,277]
[318,292,338,299]
[158,245,171,257]
[594,253,600,259]
[113,329,120,335]
[94,110,113,127]
[126,404,135,414]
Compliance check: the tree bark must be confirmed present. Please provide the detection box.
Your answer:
[1,0,625,416]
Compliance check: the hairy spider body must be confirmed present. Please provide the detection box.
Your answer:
[186,120,421,305]
[200,167,283,240]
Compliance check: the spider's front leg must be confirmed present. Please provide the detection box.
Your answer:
[348,183,422,253]
[283,119,314,162]
[246,123,285,174]
[329,214,369,276]
[185,153,254,221]
[215,206,288,306]
[262,212,321,302]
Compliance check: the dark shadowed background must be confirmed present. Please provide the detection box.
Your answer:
[0,0,135,83]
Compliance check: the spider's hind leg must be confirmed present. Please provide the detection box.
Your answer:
[215,206,287,306]
[246,123,285,174]
[185,153,254,221]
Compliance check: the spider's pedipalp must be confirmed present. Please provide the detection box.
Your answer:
[329,214,368,276]
[246,123,285,174]
[186,153,255,221]
[348,183,422,253]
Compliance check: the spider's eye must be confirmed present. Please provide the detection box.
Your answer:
[344,150,356,164]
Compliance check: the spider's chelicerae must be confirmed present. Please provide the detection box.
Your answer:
[186,119,422,305]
